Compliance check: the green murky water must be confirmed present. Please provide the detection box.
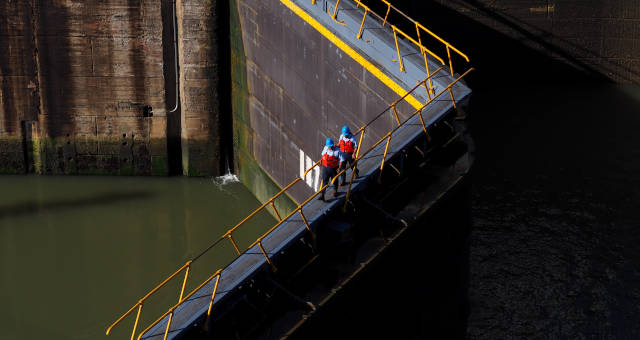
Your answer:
[0,175,275,340]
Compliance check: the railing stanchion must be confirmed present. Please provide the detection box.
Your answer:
[355,126,365,159]
[415,23,433,99]
[130,304,143,340]
[227,234,241,255]
[207,273,221,316]
[448,87,457,109]
[446,45,453,76]
[178,263,191,302]
[392,26,404,72]
[332,0,341,20]
[357,9,367,39]
[299,208,314,236]
[380,133,392,172]
[163,312,174,340]
[382,0,390,26]
[391,103,402,126]
[417,109,431,142]
[258,240,277,271]
[270,201,282,221]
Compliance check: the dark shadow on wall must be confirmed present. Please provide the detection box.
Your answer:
[446,0,639,83]
[161,0,183,175]
[217,0,234,174]
[392,0,611,88]
[37,0,74,138]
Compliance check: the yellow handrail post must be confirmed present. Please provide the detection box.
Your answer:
[206,273,221,316]
[381,0,391,26]
[258,240,277,272]
[417,109,431,142]
[227,234,241,255]
[332,0,341,20]
[355,126,365,159]
[392,26,405,72]
[357,9,368,39]
[415,23,433,99]
[163,312,174,340]
[446,45,453,76]
[298,208,314,236]
[447,87,457,109]
[312,0,316,4]
[270,201,282,221]
[130,304,143,340]
[178,262,191,302]
[380,134,392,172]
[391,103,402,126]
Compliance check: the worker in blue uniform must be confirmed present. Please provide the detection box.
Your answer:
[338,126,359,186]
[318,138,340,201]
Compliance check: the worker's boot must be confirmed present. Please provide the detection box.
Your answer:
[338,180,345,187]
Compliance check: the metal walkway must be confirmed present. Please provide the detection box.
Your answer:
[106,1,473,339]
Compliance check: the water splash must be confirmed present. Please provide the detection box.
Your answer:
[213,173,239,186]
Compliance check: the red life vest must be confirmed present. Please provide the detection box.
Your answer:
[339,138,355,153]
[322,149,339,167]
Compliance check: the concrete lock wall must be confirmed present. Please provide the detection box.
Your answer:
[427,0,640,84]
[0,0,227,176]
[231,0,417,205]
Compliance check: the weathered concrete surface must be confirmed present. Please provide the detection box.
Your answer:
[176,0,228,176]
[0,0,231,176]
[230,0,297,214]
[0,0,170,175]
[426,0,640,84]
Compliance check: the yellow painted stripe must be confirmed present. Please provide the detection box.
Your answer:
[280,0,423,110]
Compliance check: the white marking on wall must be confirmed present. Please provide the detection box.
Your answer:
[305,155,313,187]
[299,149,305,179]
[300,148,321,192]
[313,167,320,191]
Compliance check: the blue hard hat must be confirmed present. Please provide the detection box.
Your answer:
[342,126,351,135]
[325,138,334,147]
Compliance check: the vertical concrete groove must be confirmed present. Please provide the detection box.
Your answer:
[162,0,183,175]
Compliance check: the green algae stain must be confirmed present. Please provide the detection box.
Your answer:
[229,0,296,214]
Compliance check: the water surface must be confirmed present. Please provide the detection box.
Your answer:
[0,175,275,340]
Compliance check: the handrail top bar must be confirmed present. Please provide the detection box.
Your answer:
[348,0,469,63]
[137,269,223,340]
[303,160,322,178]
[380,0,470,62]
[106,260,193,334]
[390,24,446,66]
[415,22,469,62]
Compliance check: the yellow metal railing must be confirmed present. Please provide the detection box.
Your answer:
[106,66,472,340]
[319,0,470,97]
[107,2,473,338]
